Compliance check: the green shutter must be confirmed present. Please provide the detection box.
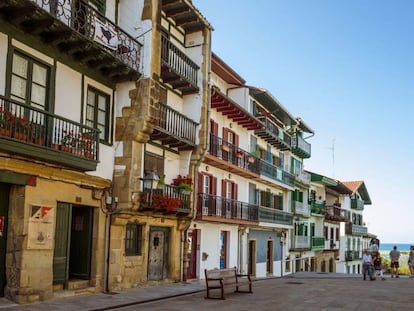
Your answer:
[53,202,71,285]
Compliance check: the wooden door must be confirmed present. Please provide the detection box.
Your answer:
[148,227,169,280]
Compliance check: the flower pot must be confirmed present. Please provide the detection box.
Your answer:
[247,157,255,163]
[221,144,230,152]
[236,152,243,159]
[0,128,10,137]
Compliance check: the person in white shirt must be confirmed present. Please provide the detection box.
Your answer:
[362,249,375,280]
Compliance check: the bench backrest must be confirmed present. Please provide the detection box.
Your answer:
[205,267,237,283]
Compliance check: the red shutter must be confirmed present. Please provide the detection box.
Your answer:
[232,182,238,200]
[212,176,217,195]
[211,120,219,136]
[198,173,204,194]
[221,179,226,197]
[234,133,239,147]
[222,128,229,141]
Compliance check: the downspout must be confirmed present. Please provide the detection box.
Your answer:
[180,23,212,282]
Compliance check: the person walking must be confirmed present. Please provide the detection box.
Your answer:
[362,249,375,281]
[389,245,401,278]
[373,252,385,280]
[408,245,414,277]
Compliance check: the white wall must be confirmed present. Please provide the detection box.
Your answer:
[195,222,239,278]
[0,32,7,96]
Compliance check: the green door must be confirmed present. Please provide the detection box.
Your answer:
[53,202,71,286]
[53,203,93,286]
[0,183,9,296]
[69,205,93,279]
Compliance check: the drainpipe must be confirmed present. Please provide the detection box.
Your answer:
[180,23,212,282]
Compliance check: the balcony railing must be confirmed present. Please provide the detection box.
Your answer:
[293,169,311,185]
[0,96,99,171]
[207,134,260,174]
[150,102,198,150]
[259,160,295,187]
[139,185,191,215]
[293,200,310,217]
[345,223,368,236]
[311,236,325,250]
[345,250,354,261]
[310,201,326,217]
[1,0,142,82]
[161,35,199,94]
[291,133,311,159]
[196,193,259,223]
[293,235,310,249]
[325,205,349,222]
[255,116,291,151]
[351,198,364,210]
[258,206,293,225]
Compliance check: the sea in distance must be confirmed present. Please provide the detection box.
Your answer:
[379,243,412,253]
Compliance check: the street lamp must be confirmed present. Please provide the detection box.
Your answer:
[141,171,159,190]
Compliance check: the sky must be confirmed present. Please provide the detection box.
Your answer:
[192,0,414,243]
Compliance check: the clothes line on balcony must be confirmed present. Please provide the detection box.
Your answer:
[94,20,118,50]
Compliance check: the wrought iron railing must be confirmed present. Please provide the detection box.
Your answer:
[140,185,191,213]
[256,115,291,148]
[0,96,99,160]
[197,193,259,222]
[259,160,295,187]
[258,206,293,225]
[31,0,142,73]
[161,35,199,87]
[208,133,260,173]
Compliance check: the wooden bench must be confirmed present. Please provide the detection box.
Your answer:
[204,267,253,299]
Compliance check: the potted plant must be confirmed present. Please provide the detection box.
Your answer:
[0,108,12,137]
[172,175,193,195]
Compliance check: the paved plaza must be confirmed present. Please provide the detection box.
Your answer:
[0,273,412,311]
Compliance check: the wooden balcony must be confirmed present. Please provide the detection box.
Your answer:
[351,197,364,210]
[345,223,368,236]
[204,133,260,179]
[311,236,325,251]
[196,193,259,225]
[161,35,199,95]
[293,169,311,185]
[150,102,198,151]
[0,0,142,83]
[292,235,310,250]
[255,116,291,151]
[161,0,209,34]
[139,185,191,216]
[325,205,349,222]
[291,133,311,158]
[0,96,98,171]
[293,201,310,217]
[310,201,326,217]
[258,206,293,226]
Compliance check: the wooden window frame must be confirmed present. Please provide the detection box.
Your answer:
[125,222,143,256]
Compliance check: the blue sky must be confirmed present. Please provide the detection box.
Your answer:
[193,0,414,243]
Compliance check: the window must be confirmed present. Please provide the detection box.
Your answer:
[125,223,143,256]
[86,87,110,142]
[9,51,49,110]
